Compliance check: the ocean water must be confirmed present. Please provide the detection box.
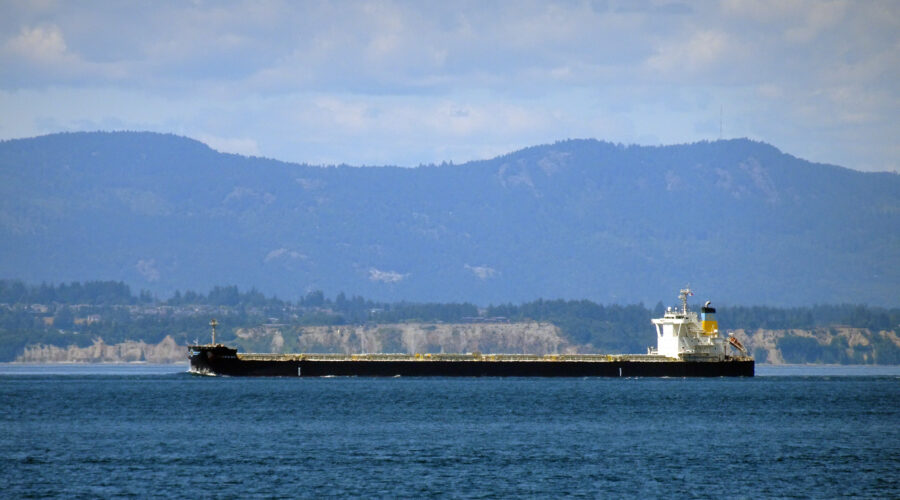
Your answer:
[1,366,898,498]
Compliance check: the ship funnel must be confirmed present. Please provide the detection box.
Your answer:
[700,301,717,335]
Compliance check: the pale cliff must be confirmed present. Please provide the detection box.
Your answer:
[735,327,900,364]
[13,324,900,364]
[16,336,185,363]
[234,322,574,355]
[230,323,900,364]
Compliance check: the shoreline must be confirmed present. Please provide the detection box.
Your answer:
[0,362,188,376]
[4,361,188,365]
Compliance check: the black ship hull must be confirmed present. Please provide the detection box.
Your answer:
[189,346,754,377]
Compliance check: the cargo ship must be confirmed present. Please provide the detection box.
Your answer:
[188,288,754,377]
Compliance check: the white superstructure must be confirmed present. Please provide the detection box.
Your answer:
[649,287,742,360]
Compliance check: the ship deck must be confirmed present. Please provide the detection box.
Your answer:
[236,352,753,363]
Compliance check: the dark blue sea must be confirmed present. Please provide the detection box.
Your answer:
[2,365,898,498]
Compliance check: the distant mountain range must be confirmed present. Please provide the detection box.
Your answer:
[1,131,897,306]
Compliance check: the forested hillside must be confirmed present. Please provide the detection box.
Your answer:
[1,132,898,306]
[2,281,898,364]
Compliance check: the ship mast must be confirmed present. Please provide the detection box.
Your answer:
[678,287,692,315]
[210,318,218,345]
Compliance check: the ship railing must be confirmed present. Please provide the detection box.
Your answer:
[236,352,677,362]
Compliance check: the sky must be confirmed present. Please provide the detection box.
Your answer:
[0,0,898,172]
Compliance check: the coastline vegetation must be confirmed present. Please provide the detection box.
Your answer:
[1,280,898,363]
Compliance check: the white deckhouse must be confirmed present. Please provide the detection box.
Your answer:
[649,288,746,360]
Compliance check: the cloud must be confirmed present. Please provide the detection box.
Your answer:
[784,2,847,43]
[4,25,68,61]
[369,268,408,283]
[1,24,84,84]
[646,30,733,77]
[0,2,898,171]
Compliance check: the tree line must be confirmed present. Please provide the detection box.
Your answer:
[1,279,899,362]
[2,279,898,331]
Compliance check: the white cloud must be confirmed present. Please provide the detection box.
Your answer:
[646,30,732,77]
[721,0,805,22]
[0,2,897,171]
[0,24,88,84]
[784,1,848,43]
[4,25,68,61]
[756,84,784,100]
[312,97,372,131]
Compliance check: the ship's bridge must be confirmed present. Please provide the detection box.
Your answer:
[649,288,728,360]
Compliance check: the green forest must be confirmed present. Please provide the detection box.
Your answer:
[1,280,898,363]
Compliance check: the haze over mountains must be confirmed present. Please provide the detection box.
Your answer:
[1,132,897,307]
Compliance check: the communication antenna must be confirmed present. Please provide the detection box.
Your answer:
[719,105,723,140]
[210,318,218,345]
